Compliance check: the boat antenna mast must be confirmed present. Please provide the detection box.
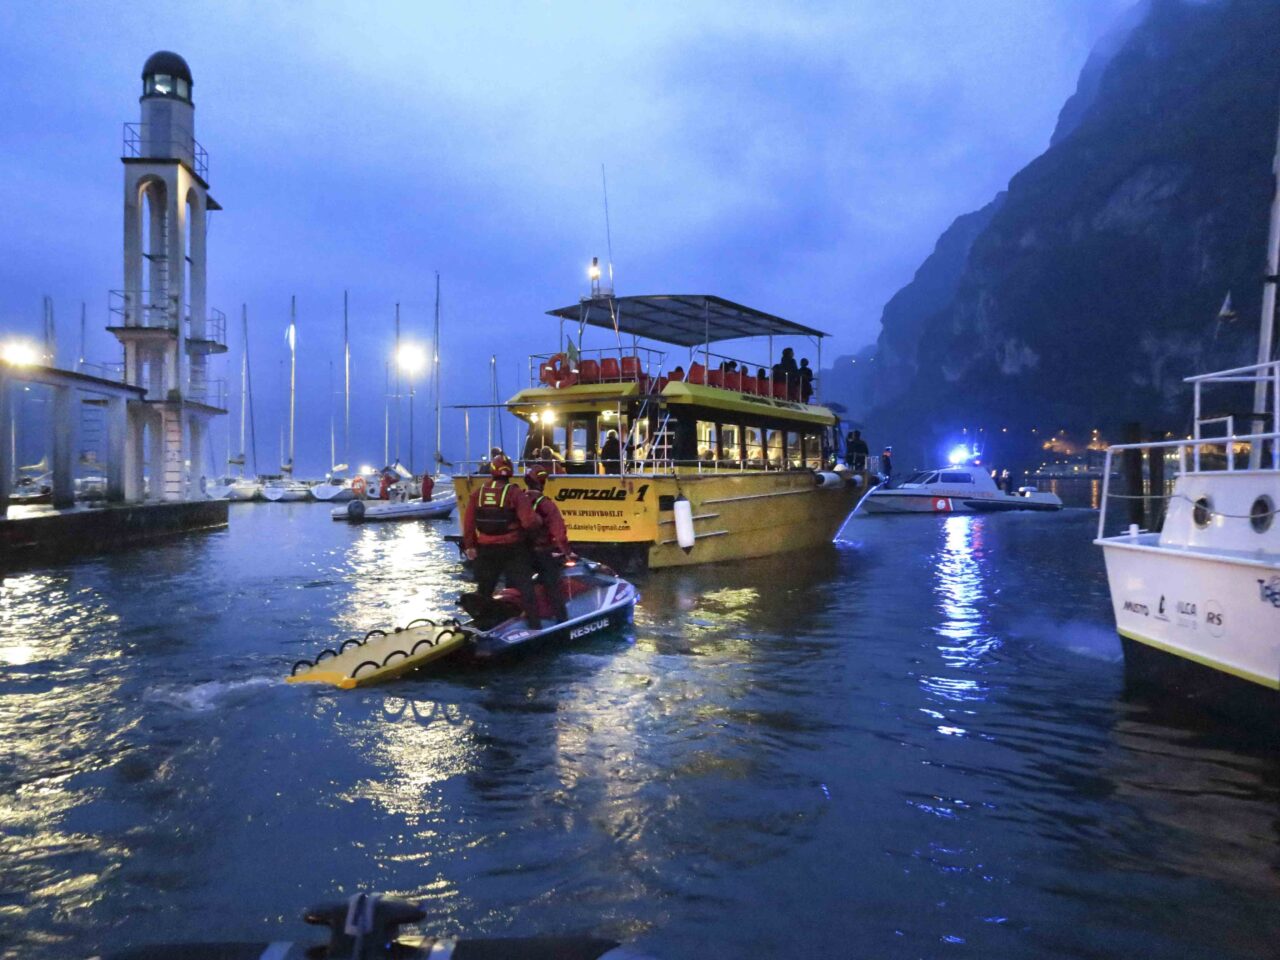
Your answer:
[602,164,616,298]
[1249,97,1280,467]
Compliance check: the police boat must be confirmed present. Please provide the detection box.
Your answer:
[97,890,657,959]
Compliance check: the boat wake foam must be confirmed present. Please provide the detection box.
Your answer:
[144,676,276,712]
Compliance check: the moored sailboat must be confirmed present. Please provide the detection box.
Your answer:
[263,296,312,502]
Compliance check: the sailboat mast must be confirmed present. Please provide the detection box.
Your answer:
[383,361,390,466]
[343,290,351,472]
[1250,101,1280,467]
[394,302,401,463]
[328,359,335,473]
[287,295,297,474]
[433,272,442,474]
[238,311,247,475]
[243,305,259,476]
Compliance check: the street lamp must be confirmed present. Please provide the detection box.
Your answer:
[397,343,427,473]
[2,340,41,367]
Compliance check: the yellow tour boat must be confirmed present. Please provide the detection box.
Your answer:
[453,293,873,570]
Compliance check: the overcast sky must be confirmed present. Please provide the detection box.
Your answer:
[0,0,1132,474]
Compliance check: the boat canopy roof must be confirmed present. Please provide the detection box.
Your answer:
[545,295,828,348]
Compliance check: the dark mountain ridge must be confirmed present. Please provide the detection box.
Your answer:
[853,0,1280,469]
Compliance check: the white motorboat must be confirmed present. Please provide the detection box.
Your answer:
[1095,108,1280,723]
[310,476,355,502]
[263,478,312,502]
[206,475,263,501]
[332,488,456,522]
[860,463,1062,514]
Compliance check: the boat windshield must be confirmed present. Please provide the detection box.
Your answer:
[903,471,938,484]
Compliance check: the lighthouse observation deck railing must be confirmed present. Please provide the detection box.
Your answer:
[122,122,209,180]
[110,289,175,330]
[186,306,227,350]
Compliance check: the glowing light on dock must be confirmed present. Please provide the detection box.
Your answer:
[1,340,41,366]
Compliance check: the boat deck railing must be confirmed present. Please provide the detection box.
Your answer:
[449,457,851,478]
[1096,429,1279,539]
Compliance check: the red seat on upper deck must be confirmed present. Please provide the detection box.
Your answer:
[687,363,706,385]
[741,374,756,394]
[620,356,641,381]
[600,357,621,381]
[707,369,725,388]
[667,368,685,382]
[724,371,742,392]
[578,359,600,383]
[773,380,788,400]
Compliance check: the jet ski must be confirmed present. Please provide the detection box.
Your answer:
[286,561,637,689]
[460,558,638,661]
[287,618,471,689]
[100,890,657,959]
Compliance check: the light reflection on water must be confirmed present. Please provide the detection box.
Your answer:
[1,505,1278,959]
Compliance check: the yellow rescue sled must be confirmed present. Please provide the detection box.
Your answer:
[287,619,472,689]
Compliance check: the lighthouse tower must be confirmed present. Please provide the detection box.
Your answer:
[110,51,226,501]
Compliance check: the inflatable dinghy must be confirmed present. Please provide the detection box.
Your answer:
[101,890,656,959]
[287,619,470,689]
[333,492,456,523]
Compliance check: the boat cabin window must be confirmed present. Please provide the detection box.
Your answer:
[721,425,741,466]
[803,433,822,470]
[785,431,801,468]
[745,426,764,467]
[566,418,594,473]
[939,472,973,483]
[766,430,783,469]
[697,420,718,463]
[904,471,937,484]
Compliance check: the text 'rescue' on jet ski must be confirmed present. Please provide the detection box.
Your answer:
[286,559,638,689]
[99,890,658,959]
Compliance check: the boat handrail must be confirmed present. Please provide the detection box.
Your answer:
[1095,429,1280,538]
[448,458,836,478]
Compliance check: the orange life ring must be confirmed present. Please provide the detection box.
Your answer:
[541,353,568,386]
[352,476,367,497]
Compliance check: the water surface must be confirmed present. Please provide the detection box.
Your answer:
[1,505,1277,958]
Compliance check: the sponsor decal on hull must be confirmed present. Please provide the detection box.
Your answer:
[1122,600,1150,616]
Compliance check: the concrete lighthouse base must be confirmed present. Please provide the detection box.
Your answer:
[0,500,228,567]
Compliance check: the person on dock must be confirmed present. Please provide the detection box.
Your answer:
[524,463,575,623]
[846,430,869,471]
[463,454,543,629]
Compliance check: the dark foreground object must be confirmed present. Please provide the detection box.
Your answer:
[0,499,228,565]
[101,892,653,960]
[1122,634,1280,731]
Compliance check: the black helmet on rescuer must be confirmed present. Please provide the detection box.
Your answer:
[489,454,514,478]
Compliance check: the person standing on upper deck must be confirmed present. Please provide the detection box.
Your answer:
[798,359,814,403]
